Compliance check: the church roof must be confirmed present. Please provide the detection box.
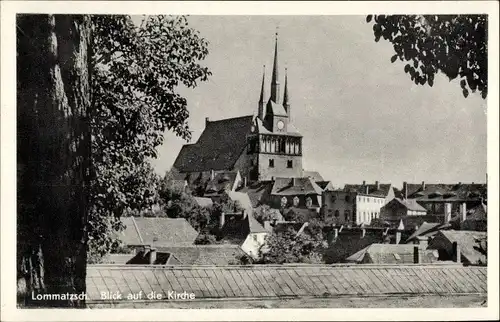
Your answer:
[173,115,254,172]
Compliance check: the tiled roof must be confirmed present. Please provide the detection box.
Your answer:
[156,245,246,265]
[118,217,198,247]
[193,197,213,208]
[344,183,392,197]
[271,177,323,196]
[86,264,487,304]
[204,171,239,195]
[428,230,487,265]
[303,171,324,181]
[173,115,254,172]
[346,244,439,264]
[236,181,273,207]
[406,222,445,243]
[389,198,427,212]
[226,191,253,215]
[404,183,487,202]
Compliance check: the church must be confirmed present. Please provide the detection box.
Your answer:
[171,33,330,207]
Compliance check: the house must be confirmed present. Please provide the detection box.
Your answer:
[399,181,486,216]
[216,191,269,259]
[427,230,487,265]
[270,177,324,210]
[405,221,450,244]
[217,211,268,259]
[380,198,428,226]
[322,181,395,226]
[322,226,411,263]
[346,243,440,264]
[117,217,198,249]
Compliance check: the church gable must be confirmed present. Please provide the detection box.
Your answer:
[172,115,254,172]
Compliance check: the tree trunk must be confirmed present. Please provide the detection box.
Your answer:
[17,14,91,307]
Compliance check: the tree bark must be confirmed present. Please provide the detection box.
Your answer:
[17,14,91,307]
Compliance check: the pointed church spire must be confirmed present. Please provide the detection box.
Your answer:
[270,30,280,104]
[258,65,266,120]
[283,67,290,119]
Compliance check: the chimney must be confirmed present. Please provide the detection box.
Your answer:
[452,241,461,263]
[460,202,467,223]
[403,181,408,199]
[362,180,366,186]
[365,185,369,194]
[417,236,429,249]
[339,225,344,233]
[413,245,421,264]
[333,228,338,239]
[421,181,426,191]
[361,228,366,238]
[375,181,380,190]
[210,169,215,180]
[444,203,452,224]
[395,231,401,244]
[291,178,296,186]
[243,177,248,187]
[219,212,225,229]
[149,248,157,264]
[205,117,210,126]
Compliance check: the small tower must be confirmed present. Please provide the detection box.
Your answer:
[270,32,280,104]
[283,67,290,120]
[258,65,266,121]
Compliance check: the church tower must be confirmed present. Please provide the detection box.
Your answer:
[247,31,303,181]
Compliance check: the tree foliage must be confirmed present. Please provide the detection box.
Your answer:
[258,226,324,264]
[367,15,487,98]
[87,15,211,259]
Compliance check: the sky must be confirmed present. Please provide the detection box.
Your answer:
[139,15,487,188]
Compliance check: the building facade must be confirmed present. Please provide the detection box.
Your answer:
[322,182,395,226]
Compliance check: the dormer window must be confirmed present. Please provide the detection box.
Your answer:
[287,160,293,168]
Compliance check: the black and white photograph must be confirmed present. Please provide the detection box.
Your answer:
[1,1,499,320]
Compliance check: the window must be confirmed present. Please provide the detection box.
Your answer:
[345,195,350,202]
[269,159,274,168]
[287,160,293,168]
[334,210,340,218]
[344,210,350,222]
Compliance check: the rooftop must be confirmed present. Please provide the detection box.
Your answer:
[173,115,254,173]
[117,217,198,247]
[271,177,323,196]
[346,243,440,264]
[344,183,392,198]
[86,264,487,304]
